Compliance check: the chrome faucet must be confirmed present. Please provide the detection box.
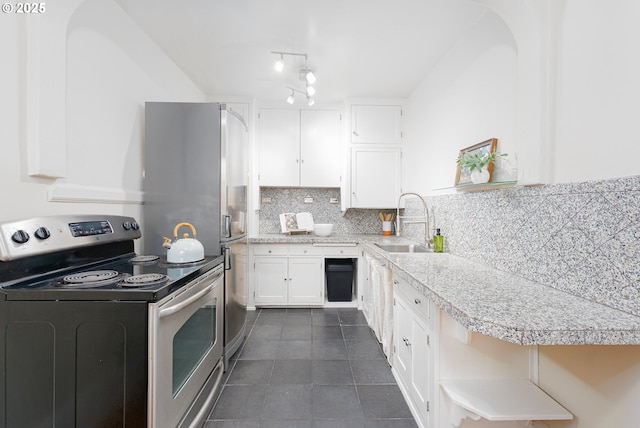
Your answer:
[396,192,431,248]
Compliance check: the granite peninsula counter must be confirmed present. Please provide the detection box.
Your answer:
[249,234,640,346]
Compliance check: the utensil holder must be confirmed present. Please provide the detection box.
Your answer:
[382,221,392,236]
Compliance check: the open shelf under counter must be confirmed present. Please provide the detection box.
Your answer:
[440,379,573,427]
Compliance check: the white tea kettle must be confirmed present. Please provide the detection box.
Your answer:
[162,222,205,263]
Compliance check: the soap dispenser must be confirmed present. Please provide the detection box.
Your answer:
[433,228,444,253]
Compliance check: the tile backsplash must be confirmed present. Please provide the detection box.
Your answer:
[258,176,640,316]
[258,188,392,235]
[415,176,640,317]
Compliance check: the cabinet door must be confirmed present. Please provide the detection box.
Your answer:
[410,314,431,426]
[258,109,300,186]
[351,147,401,208]
[351,105,402,144]
[394,288,432,428]
[254,257,288,304]
[288,257,324,304]
[394,293,413,383]
[300,110,342,187]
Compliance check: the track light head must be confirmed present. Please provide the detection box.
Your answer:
[274,54,284,73]
[286,91,295,104]
[305,70,316,84]
[306,85,316,97]
[307,96,315,106]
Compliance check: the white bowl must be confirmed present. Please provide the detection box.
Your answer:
[313,223,334,237]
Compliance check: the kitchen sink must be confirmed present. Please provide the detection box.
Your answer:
[375,243,432,253]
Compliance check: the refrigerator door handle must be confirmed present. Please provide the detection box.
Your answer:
[222,214,232,239]
[223,246,232,271]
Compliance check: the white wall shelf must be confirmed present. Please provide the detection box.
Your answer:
[434,180,518,193]
[440,379,572,427]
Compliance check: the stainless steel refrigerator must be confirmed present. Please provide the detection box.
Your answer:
[143,102,248,366]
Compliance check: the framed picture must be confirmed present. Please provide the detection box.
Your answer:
[454,138,498,186]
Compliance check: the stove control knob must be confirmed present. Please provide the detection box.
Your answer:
[123,221,132,230]
[11,230,30,244]
[34,227,51,240]
[131,222,140,230]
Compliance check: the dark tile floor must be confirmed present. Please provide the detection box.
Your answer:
[206,308,418,428]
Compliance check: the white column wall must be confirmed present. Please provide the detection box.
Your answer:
[554,0,640,182]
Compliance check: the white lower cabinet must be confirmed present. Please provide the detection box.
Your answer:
[253,252,323,306]
[287,257,324,304]
[253,256,288,304]
[252,244,362,306]
[393,276,433,428]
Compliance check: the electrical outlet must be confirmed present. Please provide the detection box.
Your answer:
[329,198,339,204]
[262,197,272,203]
[304,197,314,203]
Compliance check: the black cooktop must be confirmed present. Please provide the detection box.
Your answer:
[0,252,224,302]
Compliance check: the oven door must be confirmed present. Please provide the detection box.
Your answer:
[148,264,224,428]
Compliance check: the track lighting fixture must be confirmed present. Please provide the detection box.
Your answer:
[286,86,314,107]
[272,51,318,104]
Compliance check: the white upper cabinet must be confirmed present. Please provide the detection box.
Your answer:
[300,110,342,187]
[351,105,402,145]
[258,108,342,187]
[257,109,300,186]
[347,103,403,209]
[351,147,402,208]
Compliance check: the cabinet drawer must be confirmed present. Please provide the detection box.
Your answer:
[394,278,430,321]
[289,246,324,256]
[318,245,359,257]
[253,245,289,256]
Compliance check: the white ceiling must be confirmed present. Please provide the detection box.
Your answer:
[115,0,487,103]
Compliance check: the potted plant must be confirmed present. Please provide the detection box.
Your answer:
[456,151,507,184]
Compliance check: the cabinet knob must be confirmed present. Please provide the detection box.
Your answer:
[403,337,411,347]
[268,250,272,253]
[414,298,422,305]
[353,131,359,136]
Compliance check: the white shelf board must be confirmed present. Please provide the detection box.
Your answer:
[440,379,573,424]
[433,180,518,193]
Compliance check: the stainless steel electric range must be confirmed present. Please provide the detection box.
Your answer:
[0,214,225,428]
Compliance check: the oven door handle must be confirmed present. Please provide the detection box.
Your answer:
[159,282,215,319]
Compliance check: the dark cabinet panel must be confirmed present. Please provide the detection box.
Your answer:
[0,301,148,428]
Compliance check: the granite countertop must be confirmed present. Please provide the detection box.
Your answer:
[249,234,363,244]
[249,234,640,346]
